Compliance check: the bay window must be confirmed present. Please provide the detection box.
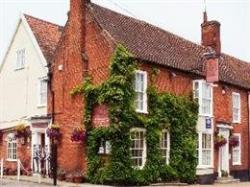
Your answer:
[193,80,212,116]
[193,80,213,168]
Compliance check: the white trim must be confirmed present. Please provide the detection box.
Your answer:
[232,92,241,123]
[232,133,241,166]
[135,70,148,114]
[130,128,147,169]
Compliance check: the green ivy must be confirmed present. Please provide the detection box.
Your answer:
[71,44,199,185]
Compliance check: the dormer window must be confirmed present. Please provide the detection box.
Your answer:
[16,49,25,70]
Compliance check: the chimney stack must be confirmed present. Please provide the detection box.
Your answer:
[69,0,90,76]
[201,12,221,56]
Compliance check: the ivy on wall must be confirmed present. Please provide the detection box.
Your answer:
[71,44,199,185]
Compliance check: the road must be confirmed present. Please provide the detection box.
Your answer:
[0,180,250,187]
[0,180,53,187]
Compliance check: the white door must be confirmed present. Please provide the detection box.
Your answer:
[218,127,230,177]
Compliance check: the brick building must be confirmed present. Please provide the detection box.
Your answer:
[1,0,249,184]
[48,0,250,183]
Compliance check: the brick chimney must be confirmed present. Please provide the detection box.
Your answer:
[69,0,90,76]
[201,11,221,56]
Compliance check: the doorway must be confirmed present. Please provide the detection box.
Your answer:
[218,126,230,177]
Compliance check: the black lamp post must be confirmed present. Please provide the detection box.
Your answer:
[50,138,58,186]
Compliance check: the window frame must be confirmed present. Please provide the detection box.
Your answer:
[232,133,241,165]
[6,136,17,161]
[130,128,147,169]
[193,80,213,117]
[232,92,241,123]
[15,49,26,70]
[37,78,48,107]
[197,132,213,168]
[135,70,148,114]
[160,129,170,165]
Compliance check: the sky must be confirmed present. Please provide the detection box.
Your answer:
[0,0,249,63]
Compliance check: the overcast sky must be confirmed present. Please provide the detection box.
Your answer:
[0,0,249,63]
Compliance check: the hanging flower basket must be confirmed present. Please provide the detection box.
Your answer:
[229,136,239,147]
[71,127,86,142]
[214,134,227,148]
[46,124,61,141]
[15,124,31,139]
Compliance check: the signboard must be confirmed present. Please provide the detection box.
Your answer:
[206,58,219,83]
[205,118,212,129]
[92,104,110,128]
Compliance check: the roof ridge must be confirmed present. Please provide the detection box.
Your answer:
[91,3,249,64]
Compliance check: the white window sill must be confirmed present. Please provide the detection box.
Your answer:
[197,165,214,169]
[232,162,241,166]
[6,159,17,162]
[132,165,145,170]
[14,67,25,71]
[37,104,47,108]
[136,109,148,114]
[232,121,241,124]
[198,114,214,118]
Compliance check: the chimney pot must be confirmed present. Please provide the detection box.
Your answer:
[201,19,221,56]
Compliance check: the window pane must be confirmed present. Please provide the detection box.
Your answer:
[201,134,212,166]
[130,130,145,167]
[160,131,170,164]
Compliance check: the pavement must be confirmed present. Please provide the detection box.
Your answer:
[0,176,250,187]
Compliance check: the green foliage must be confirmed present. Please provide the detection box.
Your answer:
[73,44,199,185]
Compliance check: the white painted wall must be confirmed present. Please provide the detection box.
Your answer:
[0,18,48,129]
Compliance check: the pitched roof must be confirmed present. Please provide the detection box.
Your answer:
[24,14,63,63]
[90,3,250,89]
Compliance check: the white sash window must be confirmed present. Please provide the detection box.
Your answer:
[135,71,147,113]
[16,49,25,70]
[232,134,241,165]
[232,93,241,123]
[7,137,17,160]
[130,128,146,169]
[38,79,48,106]
[160,130,170,164]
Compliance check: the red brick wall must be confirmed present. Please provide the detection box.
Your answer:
[49,1,249,177]
[50,2,113,173]
[213,85,249,172]
[0,130,31,174]
[140,63,249,174]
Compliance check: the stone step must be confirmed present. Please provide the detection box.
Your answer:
[215,177,240,184]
